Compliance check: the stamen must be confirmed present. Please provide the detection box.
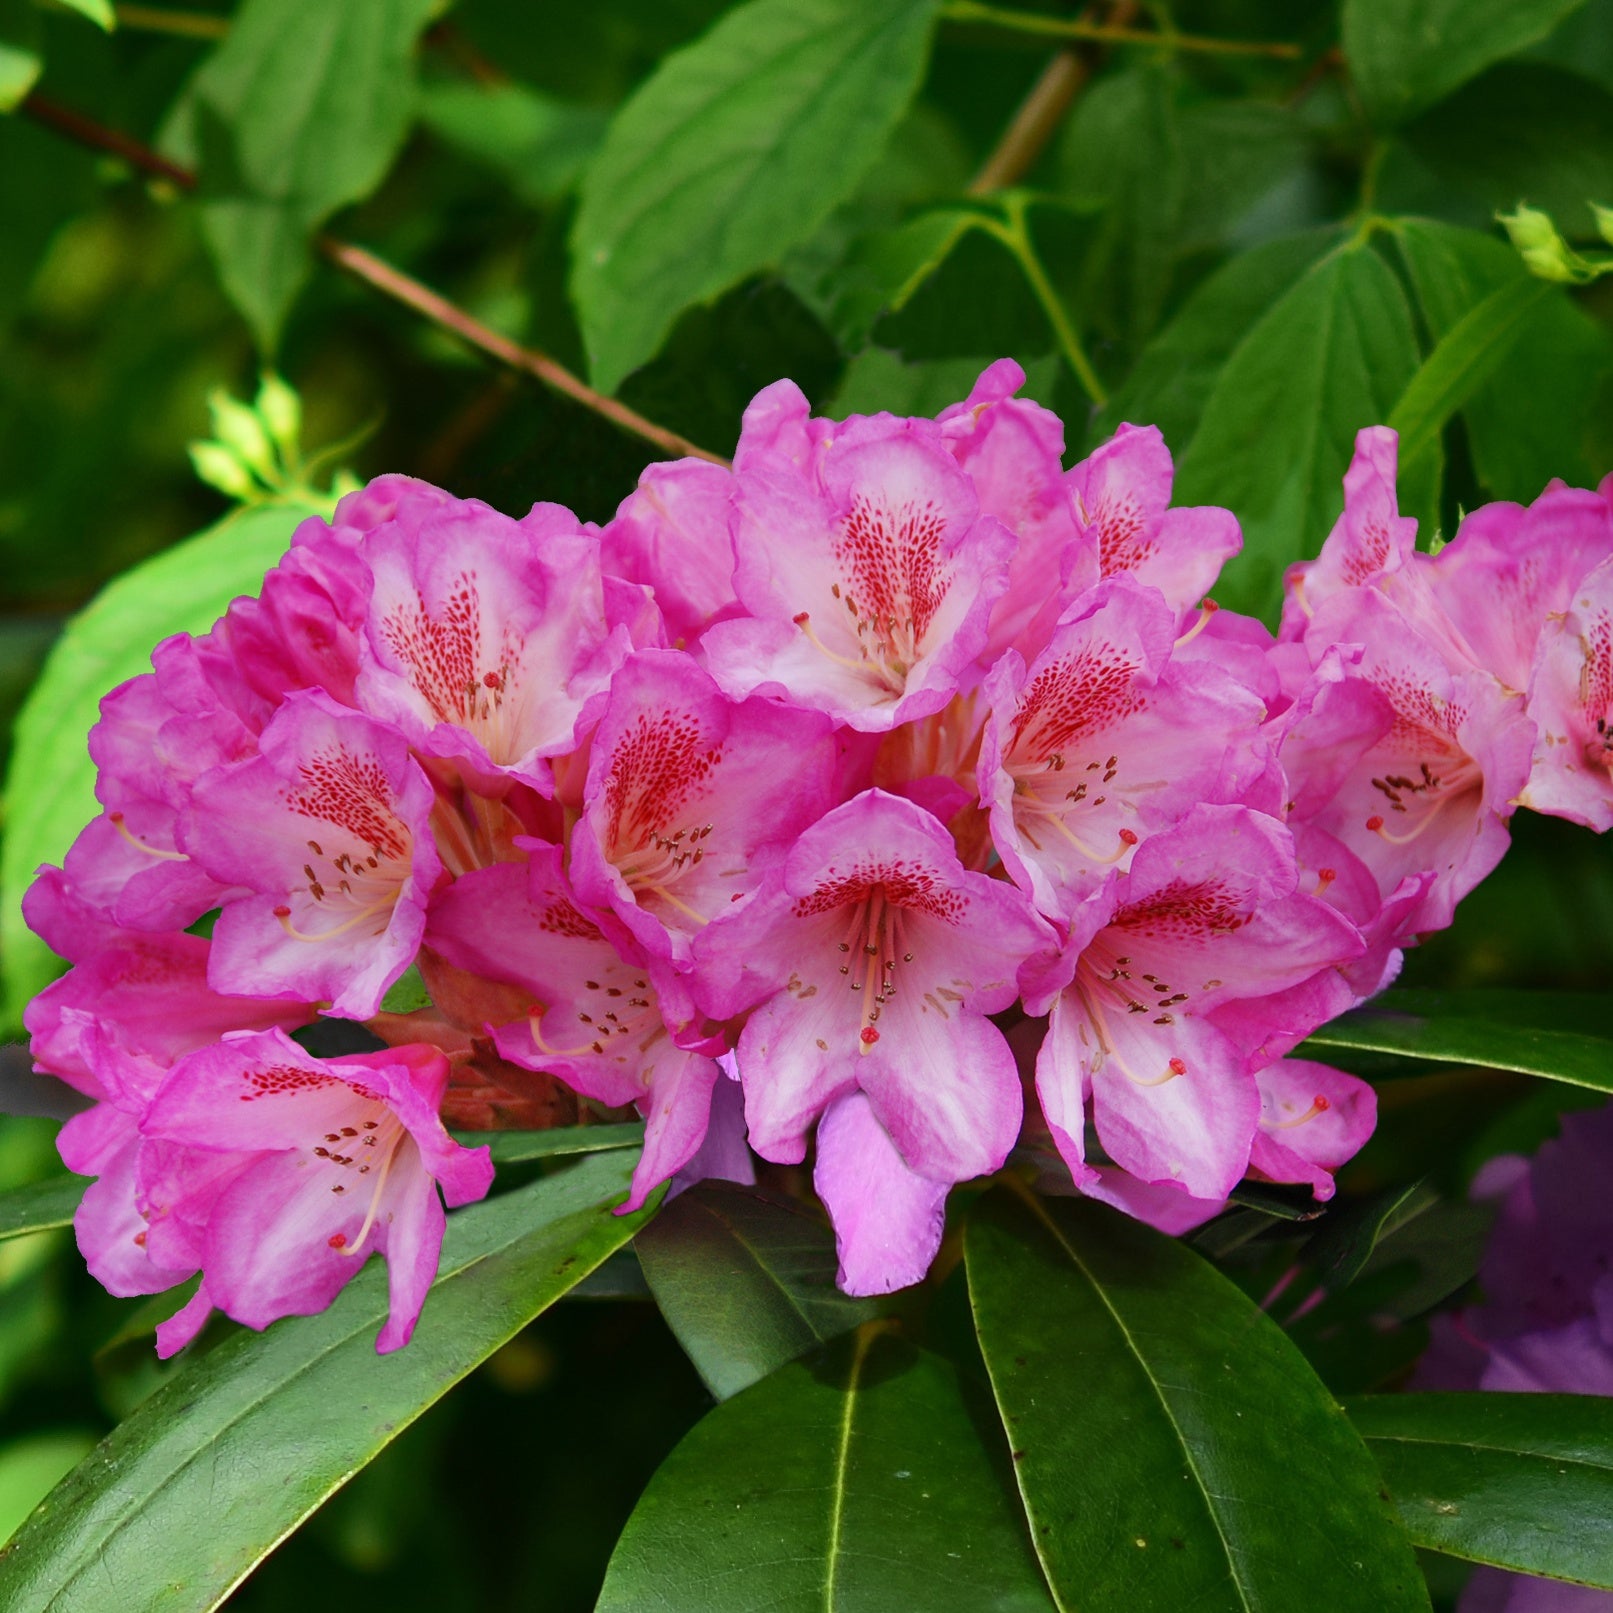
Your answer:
[275,897,396,943]
[1367,792,1455,846]
[1264,1094,1330,1130]
[1174,598,1220,647]
[793,612,875,675]
[108,811,188,861]
[529,1006,607,1059]
[644,883,707,925]
[334,1133,400,1257]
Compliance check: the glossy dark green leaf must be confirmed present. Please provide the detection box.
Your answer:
[1,502,317,1027]
[817,206,979,350]
[596,1324,1056,1613]
[1302,989,1613,1091]
[1343,0,1591,124]
[1351,1393,1613,1586]
[1094,227,1341,453]
[171,0,439,347]
[1304,1179,1435,1292]
[1395,216,1613,502]
[0,1176,80,1245]
[571,0,941,392]
[830,349,1059,419]
[0,1151,647,1613]
[634,1180,883,1400]
[482,1120,646,1164]
[965,1188,1430,1613]
[1175,240,1421,621]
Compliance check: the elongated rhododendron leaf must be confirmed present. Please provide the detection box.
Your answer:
[965,1189,1431,1613]
[1350,1393,1613,1586]
[634,1180,884,1400]
[0,1176,81,1245]
[1302,989,1613,1091]
[0,502,318,1029]
[0,1152,645,1613]
[596,1323,1056,1612]
[571,0,942,393]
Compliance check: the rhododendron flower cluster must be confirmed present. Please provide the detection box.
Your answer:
[23,360,1613,1352]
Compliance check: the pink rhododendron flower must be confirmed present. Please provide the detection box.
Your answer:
[1027,805,1363,1203]
[140,1029,492,1355]
[23,362,1612,1341]
[704,388,1014,731]
[1522,555,1613,829]
[694,789,1053,1181]
[426,849,726,1213]
[1068,421,1241,619]
[355,492,626,793]
[182,691,442,1017]
[568,650,837,967]
[980,577,1267,919]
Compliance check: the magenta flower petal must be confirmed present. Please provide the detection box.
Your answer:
[814,1091,948,1296]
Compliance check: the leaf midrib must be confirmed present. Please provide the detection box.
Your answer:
[1013,1191,1259,1613]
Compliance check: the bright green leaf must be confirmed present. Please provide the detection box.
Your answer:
[0,502,318,1031]
[1386,273,1553,474]
[0,0,42,113]
[1343,0,1592,124]
[596,1324,1056,1613]
[1175,239,1421,621]
[0,1152,647,1613]
[965,1188,1431,1613]
[1095,227,1341,456]
[0,1177,80,1245]
[0,1434,96,1549]
[634,1181,883,1401]
[1351,1393,1613,1586]
[571,0,941,393]
[168,0,440,349]
[52,0,115,30]
[1303,988,1613,1090]
[1395,217,1613,501]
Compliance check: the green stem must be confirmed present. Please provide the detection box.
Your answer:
[981,200,1107,407]
[941,0,1301,59]
[112,4,228,38]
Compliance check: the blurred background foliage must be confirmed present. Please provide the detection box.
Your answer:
[0,0,1611,1605]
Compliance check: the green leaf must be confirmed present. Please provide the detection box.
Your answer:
[170,0,439,348]
[1395,216,1613,501]
[570,0,941,393]
[1386,274,1552,474]
[52,0,115,30]
[1302,988,1613,1091]
[817,206,980,351]
[1175,239,1421,621]
[0,1433,95,1549]
[0,0,42,114]
[964,1188,1430,1613]
[1303,1179,1436,1293]
[596,1324,1056,1613]
[634,1181,883,1401]
[1399,65,1613,240]
[0,1151,647,1613]
[481,1121,647,1164]
[1,502,317,1029]
[1095,227,1341,456]
[419,80,607,206]
[1351,1393,1613,1587]
[0,1177,80,1245]
[1343,0,1592,124]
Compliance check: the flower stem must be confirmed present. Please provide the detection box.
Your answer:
[942,0,1301,59]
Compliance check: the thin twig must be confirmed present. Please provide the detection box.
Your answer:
[112,3,229,39]
[968,50,1089,196]
[19,93,727,467]
[943,0,1301,59]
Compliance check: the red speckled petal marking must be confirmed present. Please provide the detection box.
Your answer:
[1095,493,1156,575]
[379,573,518,728]
[287,746,409,860]
[1114,878,1250,940]
[1012,641,1145,758]
[794,861,966,922]
[832,495,950,650]
[605,710,723,843]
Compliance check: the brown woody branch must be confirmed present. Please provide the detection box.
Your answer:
[20,92,727,467]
